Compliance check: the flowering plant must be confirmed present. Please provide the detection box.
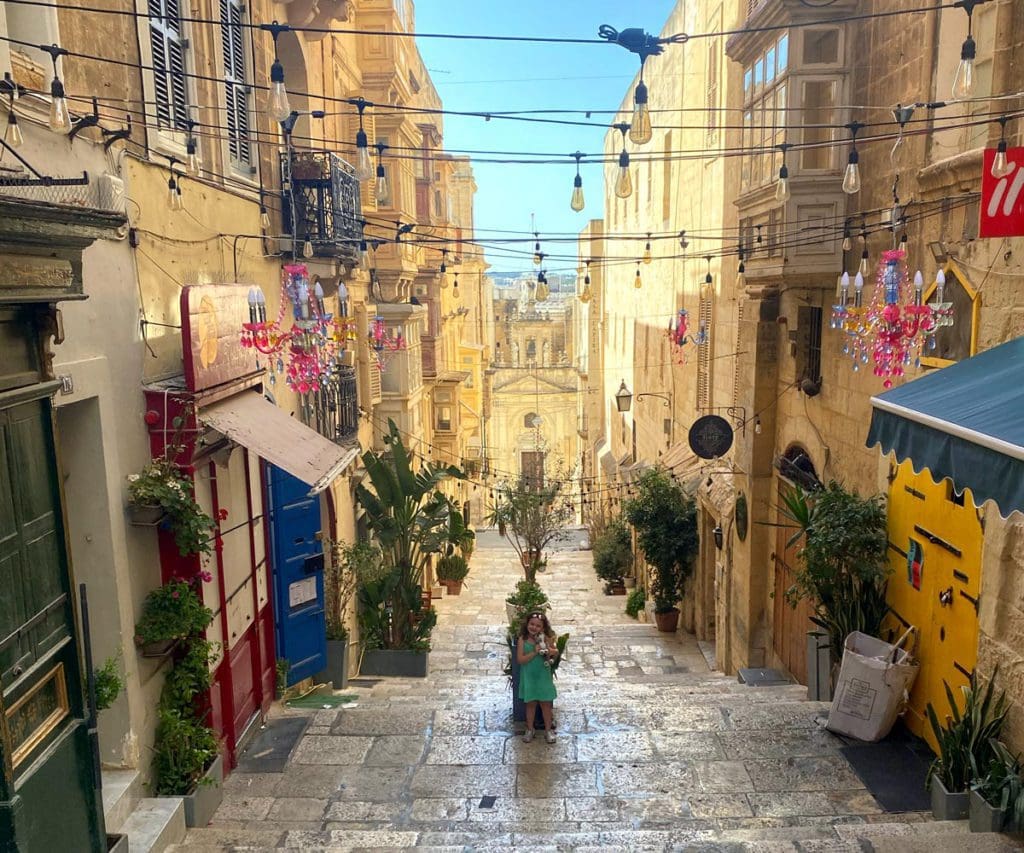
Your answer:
[128,457,215,556]
[134,578,213,646]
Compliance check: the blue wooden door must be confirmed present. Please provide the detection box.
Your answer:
[266,465,326,685]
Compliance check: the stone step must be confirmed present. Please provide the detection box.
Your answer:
[120,797,186,853]
[101,768,142,834]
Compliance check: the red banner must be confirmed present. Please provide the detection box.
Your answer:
[979,147,1024,238]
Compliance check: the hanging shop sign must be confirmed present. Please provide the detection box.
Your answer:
[182,284,258,393]
[735,492,749,542]
[979,147,1024,238]
[688,414,733,459]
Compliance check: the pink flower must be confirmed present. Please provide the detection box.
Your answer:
[199,570,213,584]
[171,590,180,599]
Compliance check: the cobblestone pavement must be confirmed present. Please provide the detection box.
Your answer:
[174,531,1016,852]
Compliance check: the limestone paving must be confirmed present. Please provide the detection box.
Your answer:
[171,531,1019,852]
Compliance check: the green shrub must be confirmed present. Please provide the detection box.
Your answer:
[436,554,469,582]
[592,517,632,584]
[151,707,220,796]
[94,657,125,711]
[625,587,646,619]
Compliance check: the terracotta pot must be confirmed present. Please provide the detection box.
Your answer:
[654,608,680,633]
[442,580,463,596]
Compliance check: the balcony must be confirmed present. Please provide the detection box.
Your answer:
[311,365,359,443]
[281,150,362,264]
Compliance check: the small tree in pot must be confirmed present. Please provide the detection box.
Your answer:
[487,481,572,584]
[623,468,698,632]
[436,554,470,595]
[592,516,632,594]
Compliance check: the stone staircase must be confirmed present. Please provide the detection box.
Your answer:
[104,768,186,853]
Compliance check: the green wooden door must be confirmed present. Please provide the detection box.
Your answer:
[0,389,102,853]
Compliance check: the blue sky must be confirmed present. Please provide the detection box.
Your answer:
[415,1,677,273]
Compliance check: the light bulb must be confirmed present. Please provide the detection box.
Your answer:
[440,273,449,289]
[579,284,592,304]
[615,151,632,198]
[775,164,790,202]
[842,234,852,252]
[359,240,368,267]
[754,418,762,435]
[260,206,271,230]
[354,129,374,181]
[303,239,314,258]
[633,269,642,289]
[629,81,652,145]
[737,262,746,289]
[268,59,291,121]
[935,269,946,302]
[859,251,869,277]
[839,271,850,300]
[168,177,182,211]
[679,231,689,250]
[375,165,388,203]
[570,175,585,212]
[642,241,652,264]
[48,78,71,133]
[992,140,1013,179]
[842,151,861,194]
[7,114,23,148]
[952,36,975,100]
[186,138,199,175]
[533,241,541,265]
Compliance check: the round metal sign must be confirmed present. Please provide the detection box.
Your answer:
[688,415,734,459]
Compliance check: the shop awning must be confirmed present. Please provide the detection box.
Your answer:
[201,390,359,494]
[661,441,705,492]
[866,336,1024,518]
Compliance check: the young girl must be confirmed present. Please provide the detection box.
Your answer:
[516,611,560,743]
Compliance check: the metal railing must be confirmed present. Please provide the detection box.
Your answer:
[281,150,362,262]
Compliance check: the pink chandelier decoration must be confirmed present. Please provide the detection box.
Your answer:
[831,248,953,387]
[240,263,353,394]
[369,315,406,371]
[666,308,708,363]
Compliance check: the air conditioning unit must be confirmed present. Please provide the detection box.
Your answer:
[97,173,127,214]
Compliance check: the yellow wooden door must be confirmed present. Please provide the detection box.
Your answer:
[885,459,982,749]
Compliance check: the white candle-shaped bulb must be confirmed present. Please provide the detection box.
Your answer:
[935,269,946,303]
[247,287,258,323]
[314,281,325,315]
[839,272,850,301]
[913,270,924,305]
[256,288,266,322]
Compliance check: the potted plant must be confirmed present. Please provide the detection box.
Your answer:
[436,554,469,595]
[126,456,215,557]
[505,579,549,627]
[926,674,1009,821]
[355,420,465,677]
[487,480,573,584]
[777,483,890,670]
[320,540,381,689]
[137,577,223,826]
[625,587,645,620]
[623,468,698,632]
[592,516,632,595]
[970,741,1024,833]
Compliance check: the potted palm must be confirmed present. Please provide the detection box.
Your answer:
[970,741,1024,833]
[623,468,698,632]
[926,674,1009,821]
[355,420,465,677]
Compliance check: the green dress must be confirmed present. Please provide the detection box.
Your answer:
[518,639,557,702]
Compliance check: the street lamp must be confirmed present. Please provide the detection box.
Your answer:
[615,380,633,412]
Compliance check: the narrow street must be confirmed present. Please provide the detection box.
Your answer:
[171,532,999,852]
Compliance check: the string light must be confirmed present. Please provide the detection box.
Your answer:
[642,233,652,264]
[633,264,642,289]
[168,171,183,211]
[352,98,374,181]
[374,141,388,201]
[630,76,652,145]
[185,119,199,175]
[992,116,1013,178]
[302,238,314,258]
[678,230,689,251]
[775,142,792,203]
[532,232,542,265]
[613,122,633,198]
[6,110,23,148]
[842,220,852,252]
[263,22,292,121]
[570,151,585,212]
[41,44,71,133]
[842,121,864,194]
[952,0,980,100]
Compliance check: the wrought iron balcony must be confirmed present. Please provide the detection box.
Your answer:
[281,150,362,263]
[311,364,359,444]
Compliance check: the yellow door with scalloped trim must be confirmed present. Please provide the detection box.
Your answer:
[885,459,982,750]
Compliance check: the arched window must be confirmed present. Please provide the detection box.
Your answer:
[524,412,540,429]
[526,339,537,361]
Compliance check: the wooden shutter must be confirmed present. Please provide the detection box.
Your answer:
[150,0,189,131]
[696,296,713,410]
[221,0,251,168]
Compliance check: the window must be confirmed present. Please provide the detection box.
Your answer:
[436,406,452,431]
[706,13,721,147]
[795,305,822,384]
[149,0,190,133]
[740,32,788,193]
[220,0,252,171]
[800,79,837,170]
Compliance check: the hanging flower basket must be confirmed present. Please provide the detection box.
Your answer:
[127,503,167,526]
